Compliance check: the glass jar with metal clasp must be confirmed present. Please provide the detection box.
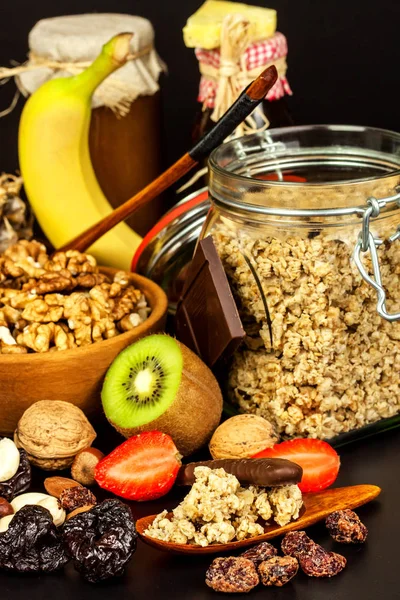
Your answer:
[200,124,400,445]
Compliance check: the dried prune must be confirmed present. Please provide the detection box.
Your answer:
[0,449,31,502]
[0,505,68,573]
[258,556,299,586]
[62,499,137,583]
[59,486,96,512]
[325,509,368,544]
[206,557,259,593]
[241,541,278,565]
[282,530,346,578]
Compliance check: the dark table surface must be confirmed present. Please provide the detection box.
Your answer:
[1,425,399,600]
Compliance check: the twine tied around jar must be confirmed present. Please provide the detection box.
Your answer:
[178,16,288,193]
[211,15,251,125]
[199,14,287,137]
[0,42,159,118]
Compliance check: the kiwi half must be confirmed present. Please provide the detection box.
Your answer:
[101,335,223,456]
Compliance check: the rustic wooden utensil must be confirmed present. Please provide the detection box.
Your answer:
[59,65,278,254]
[136,484,381,555]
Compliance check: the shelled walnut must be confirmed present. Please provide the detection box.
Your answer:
[0,240,151,353]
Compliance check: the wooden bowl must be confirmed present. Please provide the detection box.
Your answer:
[0,268,168,436]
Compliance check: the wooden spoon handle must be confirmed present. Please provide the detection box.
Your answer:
[59,153,195,253]
[59,65,278,254]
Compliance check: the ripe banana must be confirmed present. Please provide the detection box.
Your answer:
[18,33,142,270]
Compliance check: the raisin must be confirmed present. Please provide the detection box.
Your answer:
[281,530,314,557]
[59,486,96,512]
[0,505,68,573]
[206,557,259,593]
[62,499,137,583]
[325,509,368,544]
[282,530,346,578]
[241,541,278,565]
[299,545,346,577]
[258,556,299,586]
[0,449,31,502]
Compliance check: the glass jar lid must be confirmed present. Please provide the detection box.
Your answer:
[209,124,400,215]
[209,124,400,322]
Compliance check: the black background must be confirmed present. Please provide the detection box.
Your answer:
[0,4,399,598]
[0,0,399,174]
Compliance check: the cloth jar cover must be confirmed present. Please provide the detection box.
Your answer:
[196,31,291,109]
[18,13,165,111]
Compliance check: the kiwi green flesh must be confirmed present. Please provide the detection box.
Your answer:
[101,335,183,428]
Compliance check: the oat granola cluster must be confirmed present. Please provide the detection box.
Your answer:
[144,466,302,546]
[213,226,400,439]
[0,240,150,353]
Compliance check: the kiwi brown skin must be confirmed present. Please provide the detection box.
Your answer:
[111,339,223,456]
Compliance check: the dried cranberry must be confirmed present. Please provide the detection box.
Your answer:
[281,530,314,557]
[241,541,278,565]
[282,530,346,578]
[326,509,368,543]
[206,557,259,593]
[59,486,96,512]
[258,556,299,586]
[299,545,347,577]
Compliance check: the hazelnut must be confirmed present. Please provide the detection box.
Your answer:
[71,447,104,486]
[0,497,13,518]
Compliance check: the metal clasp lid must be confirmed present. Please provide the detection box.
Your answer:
[353,192,400,322]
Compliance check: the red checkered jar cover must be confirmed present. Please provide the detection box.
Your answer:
[196,31,291,110]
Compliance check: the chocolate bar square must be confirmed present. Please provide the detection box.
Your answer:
[175,236,245,367]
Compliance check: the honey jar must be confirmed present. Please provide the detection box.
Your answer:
[18,13,166,236]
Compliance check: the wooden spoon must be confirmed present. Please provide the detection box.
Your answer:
[59,65,278,254]
[136,484,381,555]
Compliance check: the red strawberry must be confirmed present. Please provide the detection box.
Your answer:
[253,439,340,493]
[95,431,182,501]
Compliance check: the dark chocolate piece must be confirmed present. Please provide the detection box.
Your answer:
[175,236,245,367]
[176,458,303,488]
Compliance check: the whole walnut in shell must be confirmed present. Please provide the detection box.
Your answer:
[14,400,96,470]
[209,414,278,460]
